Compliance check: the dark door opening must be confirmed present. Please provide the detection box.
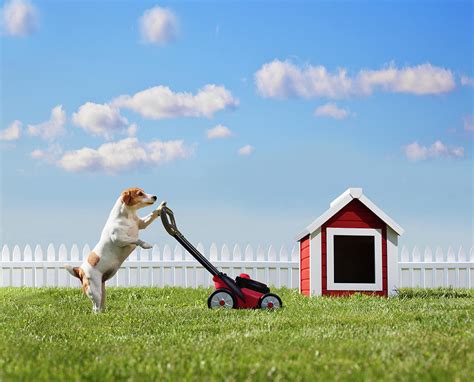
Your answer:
[333,235,375,283]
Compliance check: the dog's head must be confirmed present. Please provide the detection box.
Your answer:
[121,187,157,209]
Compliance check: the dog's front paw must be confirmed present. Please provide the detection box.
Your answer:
[154,201,167,215]
[136,240,153,249]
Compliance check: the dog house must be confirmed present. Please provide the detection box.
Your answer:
[295,188,404,297]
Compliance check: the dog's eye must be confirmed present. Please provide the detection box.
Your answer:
[138,191,143,196]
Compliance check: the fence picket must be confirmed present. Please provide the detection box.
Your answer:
[46,244,56,286]
[71,244,80,261]
[267,245,277,287]
[23,245,33,287]
[446,247,457,287]
[423,246,433,287]
[456,246,468,288]
[400,246,409,262]
[411,246,422,287]
[435,246,444,262]
[1,245,9,261]
[1,245,10,286]
[210,243,218,261]
[447,246,456,262]
[196,243,205,287]
[34,245,44,287]
[162,245,172,286]
[255,246,266,284]
[24,245,32,261]
[280,245,289,261]
[244,245,253,261]
[128,248,138,286]
[424,246,433,262]
[233,244,242,261]
[174,245,183,287]
[58,244,68,287]
[70,244,79,286]
[151,245,160,287]
[82,244,90,261]
[11,246,22,287]
[279,245,290,288]
[221,244,232,279]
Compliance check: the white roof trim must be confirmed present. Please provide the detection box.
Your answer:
[329,187,362,208]
[294,188,404,241]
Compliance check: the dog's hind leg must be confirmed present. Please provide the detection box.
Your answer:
[86,275,103,313]
[100,281,106,312]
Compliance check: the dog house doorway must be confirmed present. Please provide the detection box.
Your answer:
[327,228,382,291]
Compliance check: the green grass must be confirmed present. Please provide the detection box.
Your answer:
[396,287,474,299]
[0,288,473,382]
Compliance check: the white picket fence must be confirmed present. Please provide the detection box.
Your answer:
[398,246,473,289]
[1,243,473,289]
[0,243,300,289]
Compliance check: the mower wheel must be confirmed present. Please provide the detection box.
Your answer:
[207,289,236,309]
[259,293,282,310]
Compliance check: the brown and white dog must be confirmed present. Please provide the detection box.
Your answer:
[65,187,163,312]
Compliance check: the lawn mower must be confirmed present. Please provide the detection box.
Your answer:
[159,202,282,310]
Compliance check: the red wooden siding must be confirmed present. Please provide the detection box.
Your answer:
[300,235,310,296]
[321,199,388,297]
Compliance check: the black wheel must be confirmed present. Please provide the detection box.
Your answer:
[258,293,282,310]
[207,289,236,309]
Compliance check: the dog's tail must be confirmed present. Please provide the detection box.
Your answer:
[64,264,82,280]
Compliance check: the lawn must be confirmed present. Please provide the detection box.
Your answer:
[0,288,473,382]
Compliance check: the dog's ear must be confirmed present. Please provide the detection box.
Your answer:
[122,190,132,206]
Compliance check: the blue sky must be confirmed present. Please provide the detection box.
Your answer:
[0,0,472,251]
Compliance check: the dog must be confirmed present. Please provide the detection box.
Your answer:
[65,187,163,312]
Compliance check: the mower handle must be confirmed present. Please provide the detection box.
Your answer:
[159,203,179,237]
[158,202,246,302]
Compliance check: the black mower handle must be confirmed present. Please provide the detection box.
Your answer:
[158,202,245,302]
[159,203,179,237]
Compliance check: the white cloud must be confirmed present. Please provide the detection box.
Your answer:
[72,102,129,139]
[57,137,192,173]
[255,60,352,99]
[404,140,464,162]
[460,75,474,87]
[27,105,66,140]
[139,5,178,45]
[112,84,239,120]
[0,120,22,141]
[238,145,254,156]
[30,143,62,163]
[255,60,455,99]
[206,124,232,139]
[463,115,474,132]
[314,103,352,119]
[1,0,38,37]
[357,63,455,95]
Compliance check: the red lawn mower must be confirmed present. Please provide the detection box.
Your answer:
[159,203,282,310]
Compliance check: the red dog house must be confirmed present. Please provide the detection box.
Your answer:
[295,188,404,297]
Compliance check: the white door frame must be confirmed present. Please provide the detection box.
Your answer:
[326,227,382,291]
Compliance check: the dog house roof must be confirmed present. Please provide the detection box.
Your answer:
[294,188,404,241]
